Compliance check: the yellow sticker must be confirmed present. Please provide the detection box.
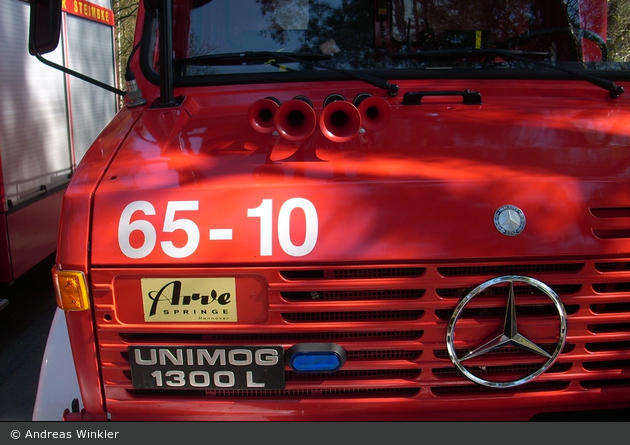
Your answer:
[475,30,482,49]
[141,278,237,322]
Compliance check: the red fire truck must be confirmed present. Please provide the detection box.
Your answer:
[33,0,630,420]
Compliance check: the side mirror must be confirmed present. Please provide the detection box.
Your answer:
[28,0,62,55]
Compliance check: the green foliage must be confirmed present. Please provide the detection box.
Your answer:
[608,0,630,62]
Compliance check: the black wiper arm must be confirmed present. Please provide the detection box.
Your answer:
[395,48,623,98]
[175,51,400,96]
[490,49,624,99]
[394,49,552,60]
[174,51,332,67]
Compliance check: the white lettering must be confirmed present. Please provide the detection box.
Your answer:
[256,349,279,365]
[197,349,226,366]
[134,348,157,365]
[190,371,211,387]
[247,371,265,387]
[25,431,73,439]
[159,349,183,365]
[76,430,119,439]
[228,349,253,365]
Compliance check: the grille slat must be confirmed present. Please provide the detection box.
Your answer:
[281,289,425,301]
[118,330,424,342]
[435,304,579,321]
[126,387,421,399]
[280,267,425,280]
[281,309,424,323]
[437,284,582,298]
[437,263,584,277]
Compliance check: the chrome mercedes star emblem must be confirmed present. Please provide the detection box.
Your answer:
[446,275,567,388]
[494,205,526,236]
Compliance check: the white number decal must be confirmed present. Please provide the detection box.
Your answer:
[189,371,211,387]
[150,370,163,386]
[247,199,273,256]
[118,201,157,259]
[160,201,200,258]
[118,200,199,259]
[278,198,318,257]
[150,370,236,388]
[165,370,186,387]
[248,198,318,257]
[118,198,318,258]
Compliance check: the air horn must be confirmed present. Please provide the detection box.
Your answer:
[274,95,317,141]
[248,97,281,133]
[319,94,362,142]
[353,93,391,132]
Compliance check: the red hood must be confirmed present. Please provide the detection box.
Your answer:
[90,79,630,266]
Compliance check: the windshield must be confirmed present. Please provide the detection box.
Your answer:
[147,0,630,82]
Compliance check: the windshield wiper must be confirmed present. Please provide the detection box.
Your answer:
[174,51,332,67]
[395,48,624,98]
[493,49,624,98]
[174,51,400,97]
[394,49,553,60]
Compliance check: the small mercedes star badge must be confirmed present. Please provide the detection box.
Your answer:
[494,205,526,236]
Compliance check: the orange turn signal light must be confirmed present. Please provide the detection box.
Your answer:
[52,267,90,311]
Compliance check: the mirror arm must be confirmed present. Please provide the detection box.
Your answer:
[33,49,126,97]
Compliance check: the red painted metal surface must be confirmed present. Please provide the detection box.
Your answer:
[88,80,630,265]
[57,78,630,420]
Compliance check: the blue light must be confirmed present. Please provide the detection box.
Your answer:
[287,343,346,373]
[290,352,342,373]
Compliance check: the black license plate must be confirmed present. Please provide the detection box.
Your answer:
[129,346,285,390]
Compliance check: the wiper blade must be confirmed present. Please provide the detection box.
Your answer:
[394,49,552,60]
[174,51,400,96]
[491,48,624,98]
[174,51,332,67]
[395,48,623,98]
